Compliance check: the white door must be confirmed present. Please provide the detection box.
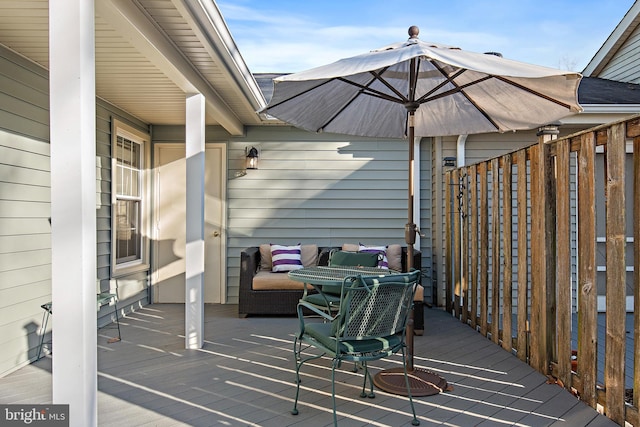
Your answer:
[153,143,226,303]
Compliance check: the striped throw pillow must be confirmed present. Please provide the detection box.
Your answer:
[270,244,304,272]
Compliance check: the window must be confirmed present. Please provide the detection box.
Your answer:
[111,119,149,275]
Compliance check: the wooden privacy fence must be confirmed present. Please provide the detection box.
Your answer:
[445,115,640,426]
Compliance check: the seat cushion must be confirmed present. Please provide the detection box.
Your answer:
[252,271,305,290]
[305,322,402,356]
[303,292,341,308]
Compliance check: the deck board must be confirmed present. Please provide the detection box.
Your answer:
[0,304,617,426]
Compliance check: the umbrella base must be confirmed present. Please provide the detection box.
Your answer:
[373,367,449,397]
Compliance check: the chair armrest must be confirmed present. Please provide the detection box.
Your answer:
[296,300,335,337]
[318,247,334,266]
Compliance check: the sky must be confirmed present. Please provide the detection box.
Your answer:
[217,0,636,74]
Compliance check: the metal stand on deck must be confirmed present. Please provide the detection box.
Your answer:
[37,293,122,360]
[373,316,449,396]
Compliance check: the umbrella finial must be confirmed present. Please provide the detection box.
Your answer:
[408,26,419,39]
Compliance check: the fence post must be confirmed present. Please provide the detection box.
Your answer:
[529,125,558,374]
[502,154,513,353]
[555,138,572,388]
[516,149,529,362]
[461,168,469,324]
[445,170,453,314]
[479,163,489,337]
[577,131,597,407]
[491,158,500,344]
[453,168,462,318]
[634,132,640,427]
[604,123,627,424]
[469,164,479,330]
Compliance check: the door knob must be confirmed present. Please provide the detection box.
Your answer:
[212,231,220,237]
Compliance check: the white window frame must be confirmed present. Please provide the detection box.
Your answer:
[111,118,150,277]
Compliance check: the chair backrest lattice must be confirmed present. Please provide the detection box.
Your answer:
[335,271,419,340]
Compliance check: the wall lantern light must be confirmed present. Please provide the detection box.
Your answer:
[246,146,259,170]
[443,156,457,168]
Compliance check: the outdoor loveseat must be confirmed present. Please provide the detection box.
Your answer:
[238,244,424,333]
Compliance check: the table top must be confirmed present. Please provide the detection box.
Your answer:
[288,265,402,287]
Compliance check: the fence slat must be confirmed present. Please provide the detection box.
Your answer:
[604,123,626,424]
[445,170,453,314]
[577,131,597,407]
[530,143,544,371]
[479,163,489,337]
[634,135,640,427]
[516,149,529,362]
[470,164,479,330]
[461,169,469,324]
[491,157,500,344]
[454,168,462,319]
[502,154,513,352]
[555,139,572,388]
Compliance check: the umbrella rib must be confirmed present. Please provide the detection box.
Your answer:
[265,79,335,110]
[370,68,409,103]
[493,75,574,109]
[319,73,398,132]
[421,61,501,130]
[337,75,406,104]
[415,68,467,104]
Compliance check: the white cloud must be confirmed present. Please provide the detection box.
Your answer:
[218,0,634,73]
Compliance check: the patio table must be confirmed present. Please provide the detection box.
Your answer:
[288,265,401,289]
[289,266,402,314]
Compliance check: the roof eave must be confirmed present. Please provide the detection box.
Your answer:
[182,1,267,113]
[559,104,640,125]
[583,2,640,76]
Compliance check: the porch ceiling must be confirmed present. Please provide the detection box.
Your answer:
[0,0,266,134]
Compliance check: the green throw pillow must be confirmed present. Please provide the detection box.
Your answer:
[329,251,379,268]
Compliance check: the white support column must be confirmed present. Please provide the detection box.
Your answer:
[49,1,97,426]
[185,93,206,349]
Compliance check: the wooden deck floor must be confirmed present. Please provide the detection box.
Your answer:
[0,304,618,427]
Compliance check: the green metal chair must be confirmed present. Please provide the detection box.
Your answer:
[292,270,421,426]
[300,250,380,314]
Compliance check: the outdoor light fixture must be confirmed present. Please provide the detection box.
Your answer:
[246,146,259,170]
[443,157,457,168]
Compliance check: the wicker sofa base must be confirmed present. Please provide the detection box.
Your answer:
[238,288,305,317]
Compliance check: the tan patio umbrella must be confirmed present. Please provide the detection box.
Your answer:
[262,26,582,395]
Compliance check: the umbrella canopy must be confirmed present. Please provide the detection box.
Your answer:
[262,27,582,139]
[261,26,582,267]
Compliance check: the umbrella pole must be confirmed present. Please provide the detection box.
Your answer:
[374,104,448,397]
[406,108,416,272]
[406,107,416,371]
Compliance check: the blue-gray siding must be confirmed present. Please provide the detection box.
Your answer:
[0,44,150,377]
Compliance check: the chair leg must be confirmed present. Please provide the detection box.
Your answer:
[360,362,375,398]
[291,336,302,415]
[37,306,51,360]
[291,337,324,417]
